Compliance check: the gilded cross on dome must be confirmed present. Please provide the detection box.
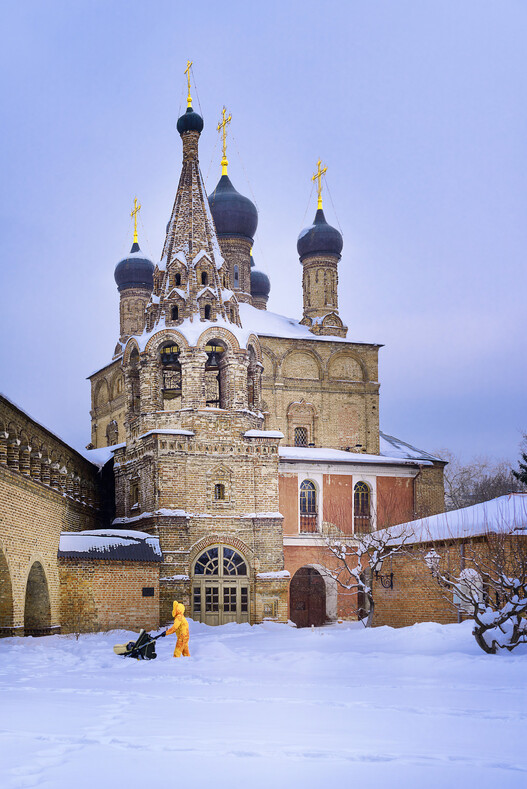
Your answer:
[130,197,141,244]
[217,106,232,176]
[312,159,327,210]
[184,60,193,108]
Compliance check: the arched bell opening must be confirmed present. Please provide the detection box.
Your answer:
[160,341,182,410]
[204,341,226,408]
[0,549,14,637]
[24,562,51,636]
[289,566,327,628]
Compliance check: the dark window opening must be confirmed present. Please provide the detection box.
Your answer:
[171,305,179,320]
[214,482,226,501]
[233,265,239,288]
[201,271,208,286]
[175,273,181,286]
[204,304,211,320]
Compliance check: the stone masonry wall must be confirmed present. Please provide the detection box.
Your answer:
[259,335,380,453]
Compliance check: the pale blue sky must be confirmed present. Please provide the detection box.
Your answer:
[1,0,526,462]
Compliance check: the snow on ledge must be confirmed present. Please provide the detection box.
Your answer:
[256,571,291,579]
[113,509,190,525]
[58,529,162,560]
[138,429,195,440]
[244,429,284,439]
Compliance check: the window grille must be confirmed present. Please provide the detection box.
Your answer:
[214,483,226,501]
[354,482,371,533]
[294,427,308,446]
[300,480,318,532]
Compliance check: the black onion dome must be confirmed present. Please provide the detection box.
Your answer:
[251,269,271,299]
[114,242,154,292]
[208,175,258,240]
[177,106,204,135]
[297,208,343,260]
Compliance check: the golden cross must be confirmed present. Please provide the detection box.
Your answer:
[312,159,328,210]
[130,197,141,244]
[217,106,232,176]
[184,60,193,107]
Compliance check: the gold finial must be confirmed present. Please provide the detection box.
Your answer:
[312,159,328,210]
[184,60,193,108]
[131,197,141,244]
[217,106,232,176]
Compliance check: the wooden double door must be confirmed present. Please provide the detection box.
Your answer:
[289,567,326,628]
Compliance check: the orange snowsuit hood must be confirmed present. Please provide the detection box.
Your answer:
[172,600,185,617]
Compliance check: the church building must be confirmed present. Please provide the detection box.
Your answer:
[87,73,445,629]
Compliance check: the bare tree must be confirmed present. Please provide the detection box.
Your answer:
[424,532,527,654]
[322,523,413,627]
[434,448,524,511]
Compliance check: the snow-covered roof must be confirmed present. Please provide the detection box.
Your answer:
[58,529,163,562]
[380,432,444,463]
[278,446,433,466]
[378,494,527,544]
[81,447,115,469]
[238,303,381,345]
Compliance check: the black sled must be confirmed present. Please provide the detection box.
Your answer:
[113,629,166,660]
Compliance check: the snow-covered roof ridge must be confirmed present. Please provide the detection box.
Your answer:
[238,303,381,345]
[380,432,444,463]
[376,493,527,544]
[0,392,106,470]
[279,446,433,466]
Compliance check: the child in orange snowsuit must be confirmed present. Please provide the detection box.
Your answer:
[166,600,190,657]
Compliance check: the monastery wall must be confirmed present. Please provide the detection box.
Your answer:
[0,395,102,635]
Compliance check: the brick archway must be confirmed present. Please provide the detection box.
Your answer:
[0,548,13,635]
[24,562,51,636]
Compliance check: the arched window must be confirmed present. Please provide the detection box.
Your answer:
[175,272,181,286]
[204,304,211,320]
[233,265,239,288]
[214,482,226,501]
[194,546,247,577]
[294,427,308,447]
[354,482,371,533]
[201,271,208,286]
[129,348,140,414]
[171,305,179,320]
[300,480,318,533]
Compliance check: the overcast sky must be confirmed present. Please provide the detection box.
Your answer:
[1,0,526,464]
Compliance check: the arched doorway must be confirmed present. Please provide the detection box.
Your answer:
[0,549,13,636]
[192,545,250,625]
[289,567,326,628]
[24,562,51,636]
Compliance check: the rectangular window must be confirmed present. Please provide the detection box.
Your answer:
[193,586,201,613]
[142,587,155,597]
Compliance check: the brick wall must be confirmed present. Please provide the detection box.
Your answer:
[59,559,160,633]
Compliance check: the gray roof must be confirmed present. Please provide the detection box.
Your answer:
[58,529,162,562]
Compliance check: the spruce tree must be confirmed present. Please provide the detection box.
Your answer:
[512,450,527,486]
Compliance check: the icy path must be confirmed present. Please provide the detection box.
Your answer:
[1,620,526,788]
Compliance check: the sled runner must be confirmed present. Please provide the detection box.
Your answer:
[113,629,166,660]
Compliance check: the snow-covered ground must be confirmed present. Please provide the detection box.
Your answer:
[1,619,526,788]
